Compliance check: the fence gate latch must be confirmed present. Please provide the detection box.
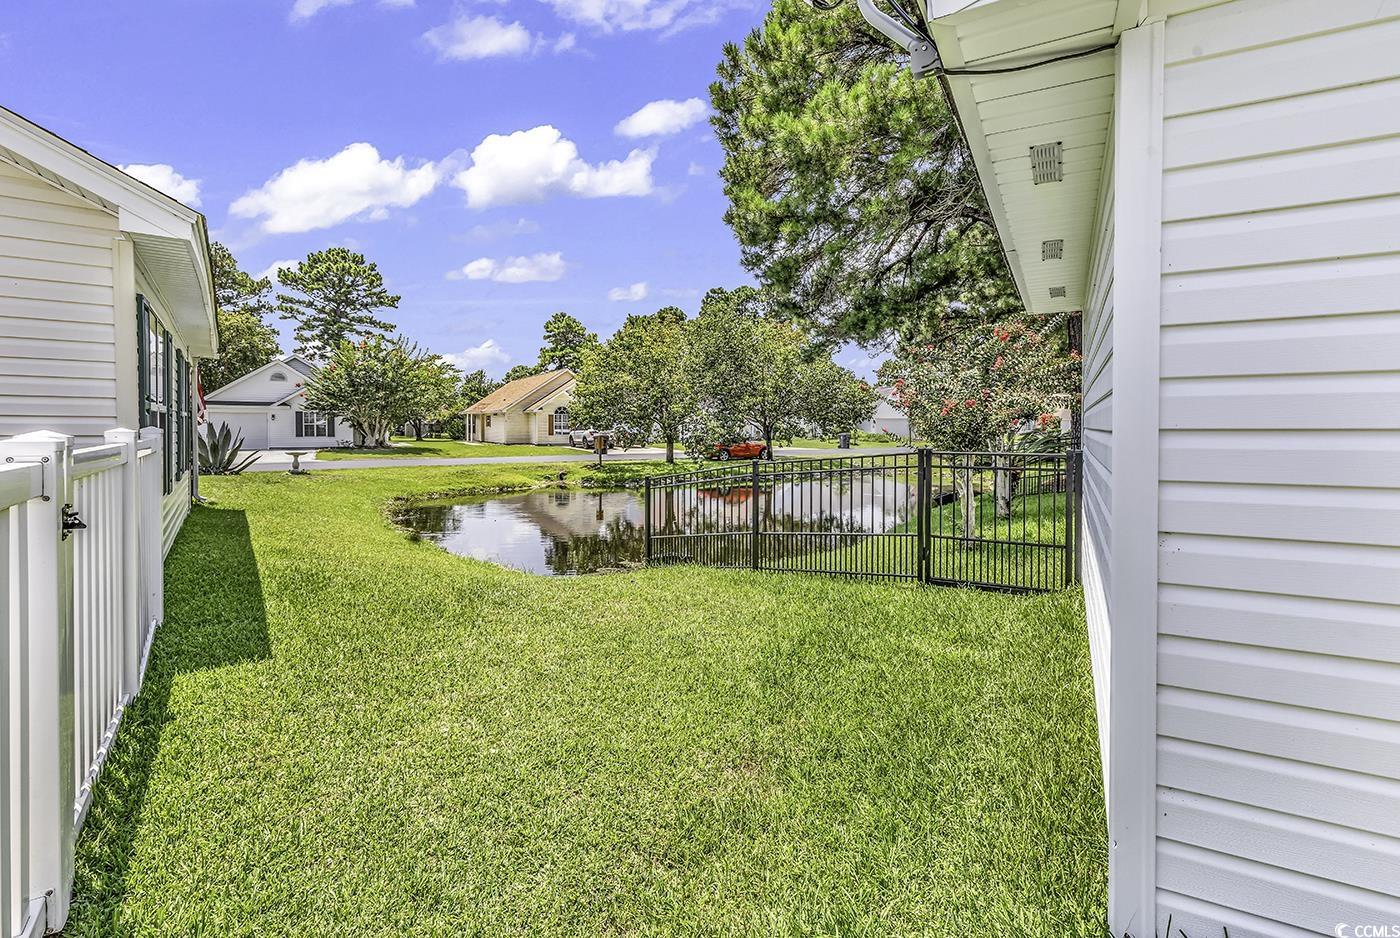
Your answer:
[61,503,86,539]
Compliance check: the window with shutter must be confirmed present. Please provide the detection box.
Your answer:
[185,360,195,472]
[175,350,186,480]
[163,331,173,494]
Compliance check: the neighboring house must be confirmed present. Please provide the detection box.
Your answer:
[858,387,911,440]
[204,355,355,449]
[0,104,215,554]
[873,1,1400,932]
[465,369,575,445]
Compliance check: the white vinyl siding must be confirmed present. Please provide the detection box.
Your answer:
[0,160,119,442]
[1154,1,1400,931]
[481,410,531,444]
[1081,125,1114,789]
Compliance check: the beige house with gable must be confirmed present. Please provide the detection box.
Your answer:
[465,369,575,445]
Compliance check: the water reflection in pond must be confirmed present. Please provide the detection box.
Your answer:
[397,475,917,576]
[653,475,914,534]
[396,489,646,575]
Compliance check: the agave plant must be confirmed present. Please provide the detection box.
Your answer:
[198,421,261,475]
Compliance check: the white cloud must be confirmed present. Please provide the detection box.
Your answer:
[452,125,653,209]
[553,32,577,52]
[423,15,537,60]
[444,339,511,373]
[539,0,729,33]
[119,163,202,207]
[448,252,566,283]
[257,259,300,284]
[615,98,707,138]
[230,143,439,234]
[291,0,412,20]
[607,281,648,301]
[450,124,652,210]
[467,217,540,240]
[687,162,707,177]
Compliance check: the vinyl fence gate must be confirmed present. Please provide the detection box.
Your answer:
[644,449,1081,593]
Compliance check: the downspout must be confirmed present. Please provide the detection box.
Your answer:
[854,0,942,78]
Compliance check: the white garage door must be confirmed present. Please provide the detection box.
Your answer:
[207,408,268,449]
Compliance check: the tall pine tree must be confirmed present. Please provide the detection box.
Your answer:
[711,0,1016,345]
[536,312,599,372]
[276,248,399,361]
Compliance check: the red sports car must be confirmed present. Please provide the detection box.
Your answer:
[710,440,770,461]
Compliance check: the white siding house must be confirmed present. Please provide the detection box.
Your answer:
[205,355,356,450]
[895,0,1400,932]
[858,387,912,439]
[0,105,215,554]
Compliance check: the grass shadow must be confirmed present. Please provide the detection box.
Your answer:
[65,505,271,935]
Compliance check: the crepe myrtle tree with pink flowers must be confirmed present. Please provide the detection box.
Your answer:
[305,336,457,449]
[884,313,1079,531]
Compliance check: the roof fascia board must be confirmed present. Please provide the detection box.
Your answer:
[0,107,199,241]
[0,108,218,352]
[518,371,573,411]
[526,379,575,413]
[927,16,1032,306]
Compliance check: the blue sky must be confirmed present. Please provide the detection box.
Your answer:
[1,1,896,380]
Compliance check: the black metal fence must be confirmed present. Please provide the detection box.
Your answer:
[643,449,1081,593]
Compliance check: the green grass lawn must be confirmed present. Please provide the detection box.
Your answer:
[314,435,582,460]
[70,461,1105,936]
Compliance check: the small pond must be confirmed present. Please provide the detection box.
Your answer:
[396,489,646,576]
[397,477,916,576]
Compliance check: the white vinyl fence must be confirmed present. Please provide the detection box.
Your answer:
[1,428,165,937]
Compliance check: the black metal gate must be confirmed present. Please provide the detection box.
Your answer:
[643,449,1081,593]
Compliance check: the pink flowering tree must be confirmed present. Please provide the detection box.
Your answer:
[885,314,1079,529]
[305,336,451,448]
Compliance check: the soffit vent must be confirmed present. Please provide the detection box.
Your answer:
[1042,239,1064,261]
[1030,142,1063,184]
[1049,286,1067,299]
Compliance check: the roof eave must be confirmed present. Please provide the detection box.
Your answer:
[0,105,218,355]
[921,0,1137,315]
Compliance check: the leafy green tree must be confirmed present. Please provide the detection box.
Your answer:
[572,307,696,463]
[537,312,599,372]
[304,337,430,448]
[501,363,542,384]
[688,287,875,456]
[711,0,1016,346]
[203,241,280,390]
[805,358,879,438]
[276,248,399,361]
[202,311,281,391]
[458,369,499,407]
[404,355,463,441]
